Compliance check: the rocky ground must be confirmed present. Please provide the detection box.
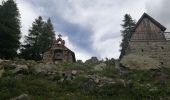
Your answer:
[0,58,170,100]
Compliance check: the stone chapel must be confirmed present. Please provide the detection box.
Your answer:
[43,35,76,64]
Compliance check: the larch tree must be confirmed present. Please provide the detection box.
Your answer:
[119,14,136,60]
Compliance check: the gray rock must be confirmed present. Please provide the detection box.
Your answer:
[0,69,4,78]
[0,65,3,70]
[59,78,65,82]
[85,57,99,64]
[71,70,77,75]
[0,59,3,64]
[87,75,115,86]
[66,74,72,81]
[10,94,29,100]
[13,65,28,74]
[15,74,25,80]
[82,79,96,92]
[34,64,57,74]
[149,87,158,92]
[4,63,17,70]
[94,63,107,71]
[94,78,100,84]
[115,60,120,69]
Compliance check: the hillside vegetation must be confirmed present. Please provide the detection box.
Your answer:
[0,59,170,100]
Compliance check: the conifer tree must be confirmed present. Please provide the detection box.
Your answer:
[39,18,55,53]
[20,16,44,60]
[20,17,55,61]
[119,14,136,59]
[0,0,21,59]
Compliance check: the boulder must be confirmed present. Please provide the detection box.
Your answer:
[13,65,28,74]
[71,70,77,75]
[87,75,115,86]
[94,78,100,84]
[10,94,29,100]
[4,63,17,70]
[34,64,57,74]
[94,63,107,71]
[82,79,96,92]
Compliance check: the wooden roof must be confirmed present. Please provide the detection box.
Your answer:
[130,13,166,41]
[134,13,166,31]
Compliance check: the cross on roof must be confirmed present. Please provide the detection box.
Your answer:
[58,34,62,38]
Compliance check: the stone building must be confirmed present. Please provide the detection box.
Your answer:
[125,13,170,67]
[43,35,76,64]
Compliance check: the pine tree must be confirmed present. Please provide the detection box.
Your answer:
[119,14,136,59]
[20,16,44,60]
[20,17,55,61]
[39,18,55,54]
[0,0,21,59]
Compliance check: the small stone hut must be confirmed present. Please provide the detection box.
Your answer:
[43,35,76,64]
[124,13,170,67]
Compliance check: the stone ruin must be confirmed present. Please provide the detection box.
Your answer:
[124,13,170,67]
[43,35,76,64]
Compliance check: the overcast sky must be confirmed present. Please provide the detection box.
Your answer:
[8,0,170,61]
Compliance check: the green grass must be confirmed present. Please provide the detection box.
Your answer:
[0,59,170,100]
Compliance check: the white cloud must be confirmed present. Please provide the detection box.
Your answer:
[51,0,146,59]
[16,0,40,42]
[61,34,92,61]
[146,0,170,31]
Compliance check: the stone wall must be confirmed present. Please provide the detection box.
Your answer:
[43,50,54,64]
[43,49,75,64]
[126,40,170,67]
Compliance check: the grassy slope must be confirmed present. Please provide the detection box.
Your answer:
[0,59,170,100]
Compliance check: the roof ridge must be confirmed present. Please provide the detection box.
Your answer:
[134,13,166,31]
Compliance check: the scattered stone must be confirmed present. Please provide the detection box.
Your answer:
[94,63,106,71]
[10,94,29,100]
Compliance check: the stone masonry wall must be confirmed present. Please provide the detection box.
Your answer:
[126,40,170,67]
[43,50,54,64]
